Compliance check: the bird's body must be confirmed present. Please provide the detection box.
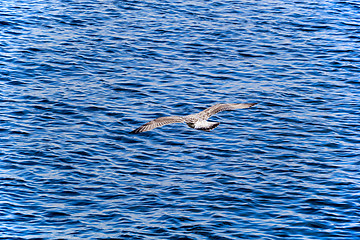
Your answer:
[130,103,257,133]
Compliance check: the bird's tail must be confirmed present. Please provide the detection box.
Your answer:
[192,121,220,132]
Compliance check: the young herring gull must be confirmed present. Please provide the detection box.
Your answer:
[130,103,258,133]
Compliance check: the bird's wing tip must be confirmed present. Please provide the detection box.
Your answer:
[130,128,143,134]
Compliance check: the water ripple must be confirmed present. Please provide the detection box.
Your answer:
[1,0,360,239]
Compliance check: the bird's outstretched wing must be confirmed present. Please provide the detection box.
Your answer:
[130,116,185,133]
[198,103,258,119]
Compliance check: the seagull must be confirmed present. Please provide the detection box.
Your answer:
[130,103,258,133]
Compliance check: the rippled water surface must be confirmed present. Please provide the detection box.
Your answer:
[1,0,360,239]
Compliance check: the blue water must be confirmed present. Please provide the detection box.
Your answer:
[1,0,360,239]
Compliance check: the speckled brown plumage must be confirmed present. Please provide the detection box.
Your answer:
[130,103,257,133]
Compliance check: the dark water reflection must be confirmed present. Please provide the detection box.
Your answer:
[1,0,360,239]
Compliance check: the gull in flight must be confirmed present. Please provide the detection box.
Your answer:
[130,103,258,133]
